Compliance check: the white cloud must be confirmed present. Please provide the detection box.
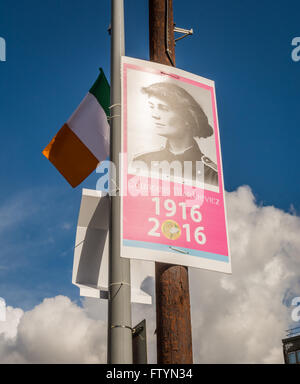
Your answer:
[0,296,106,363]
[188,186,300,363]
[131,186,300,364]
[61,222,72,231]
[0,306,23,340]
[0,186,300,363]
[0,192,37,234]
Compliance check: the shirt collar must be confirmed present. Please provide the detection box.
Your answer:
[165,139,202,156]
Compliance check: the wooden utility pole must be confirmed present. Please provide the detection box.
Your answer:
[149,0,193,364]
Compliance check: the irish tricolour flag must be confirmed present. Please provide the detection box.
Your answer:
[43,69,110,188]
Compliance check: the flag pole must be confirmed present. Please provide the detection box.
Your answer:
[107,0,133,364]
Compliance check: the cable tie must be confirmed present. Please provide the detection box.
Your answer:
[109,282,130,287]
[109,103,121,109]
[111,324,134,332]
[169,246,189,255]
[107,114,121,120]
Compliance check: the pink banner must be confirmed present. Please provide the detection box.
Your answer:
[121,57,231,274]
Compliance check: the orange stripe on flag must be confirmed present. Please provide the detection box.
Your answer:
[42,124,99,188]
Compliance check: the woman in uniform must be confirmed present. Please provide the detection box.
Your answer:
[133,82,218,187]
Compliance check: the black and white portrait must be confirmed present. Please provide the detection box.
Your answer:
[125,66,219,192]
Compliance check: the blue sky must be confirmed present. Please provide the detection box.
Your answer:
[0,0,300,310]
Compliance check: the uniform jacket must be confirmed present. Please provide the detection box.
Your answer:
[133,139,218,187]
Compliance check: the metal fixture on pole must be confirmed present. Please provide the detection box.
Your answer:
[174,26,194,43]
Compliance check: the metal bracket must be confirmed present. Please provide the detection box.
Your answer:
[174,26,194,43]
[132,324,144,336]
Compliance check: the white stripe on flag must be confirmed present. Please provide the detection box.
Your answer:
[67,93,110,162]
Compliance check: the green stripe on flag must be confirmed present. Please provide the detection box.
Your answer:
[89,68,110,117]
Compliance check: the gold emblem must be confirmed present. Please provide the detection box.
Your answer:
[161,220,181,240]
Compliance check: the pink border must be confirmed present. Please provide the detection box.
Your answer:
[121,62,229,258]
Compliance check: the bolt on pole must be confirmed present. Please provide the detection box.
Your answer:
[149,0,193,364]
[107,0,133,364]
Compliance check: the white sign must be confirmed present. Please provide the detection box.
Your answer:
[120,57,231,274]
[72,189,154,304]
